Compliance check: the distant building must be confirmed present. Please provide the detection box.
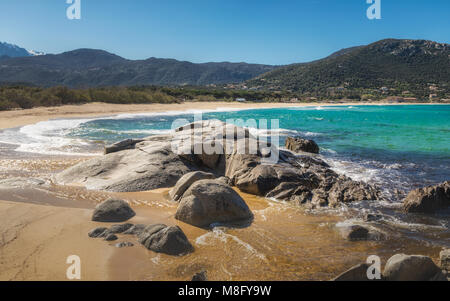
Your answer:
[429,94,438,101]
[235,98,246,102]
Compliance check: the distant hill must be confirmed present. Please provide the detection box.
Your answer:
[247,39,450,97]
[0,42,44,58]
[0,48,277,87]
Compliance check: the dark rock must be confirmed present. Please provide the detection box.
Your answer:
[192,271,208,281]
[285,136,320,154]
[175,179,253,228]
[169,171,216,202]
[338,225,370,241]
[403,181,450,213]
[104,233,118,241]
[123,224,146,235]
[88,227,109,238]
[383,254,442,281]
[115,242,134,248]
[109,223,134,234]
[138,224,194,256]
[92,199,136,222]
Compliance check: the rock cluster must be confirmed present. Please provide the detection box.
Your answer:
[88,222,194,256]
[57,120,382,209]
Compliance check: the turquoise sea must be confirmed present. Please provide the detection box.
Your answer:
[66,104,450,199]
[1,104,449,201]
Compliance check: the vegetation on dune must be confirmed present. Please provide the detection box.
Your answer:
[0,85,291,111]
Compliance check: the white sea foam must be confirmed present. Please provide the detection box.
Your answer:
[0,106,256,156]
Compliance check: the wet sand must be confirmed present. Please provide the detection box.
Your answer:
[0,177,443,281]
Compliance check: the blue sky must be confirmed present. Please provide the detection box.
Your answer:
[0,0,449,65]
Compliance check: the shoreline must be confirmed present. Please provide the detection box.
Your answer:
[0,101,444,130]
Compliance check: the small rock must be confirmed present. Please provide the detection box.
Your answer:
[88,227,109,238]
[115,242,134,248]
[138,224,194,256]
[383,254,442,281]
[109,223,134,234]
[192,271,208,281]
[337,222,384,241]
[92,199,136,222]
[339,225,370,241]
[104,234,118,241]
[123,224,146,235]
[285,136,320,154]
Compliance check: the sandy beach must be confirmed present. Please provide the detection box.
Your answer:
[0,101,435,130]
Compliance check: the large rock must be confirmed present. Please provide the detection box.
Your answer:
[403,181,450,213]
[138,224,194,256]
[169,171,216,201]
[175,179,253,228]
[285,136,320,154]
[56,135,198,192]
[92,199,136,222]
[383,254,442,281]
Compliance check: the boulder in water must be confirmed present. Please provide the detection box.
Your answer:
[138,224,194,256]
[175,179,253,228]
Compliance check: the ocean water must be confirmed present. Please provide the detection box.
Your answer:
[0,105,449,199]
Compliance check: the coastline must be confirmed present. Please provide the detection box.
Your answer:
[0,102,448,281]
[0,101,441,130]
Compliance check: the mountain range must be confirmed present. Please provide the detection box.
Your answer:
[0,39,448,95]
[247,39,450,95]
[0,42,44,59]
